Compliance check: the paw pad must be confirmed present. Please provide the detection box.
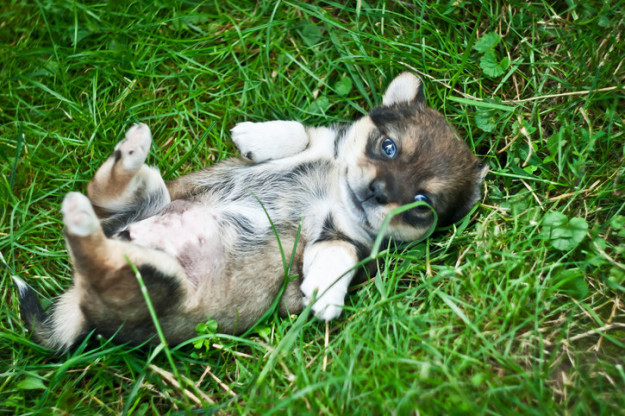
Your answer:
[62,192,99,237]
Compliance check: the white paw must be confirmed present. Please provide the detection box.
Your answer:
[114,123,152,170]
[62,192,99,237]
[313,299,344,321]
[301,280,345,321]
[231,120,307,162]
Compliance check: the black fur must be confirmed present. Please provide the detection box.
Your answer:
[316,215,369,260]
[112,149,122,164]
[97,187,170,237]
[332,123,350,159]
[13,278,47,335]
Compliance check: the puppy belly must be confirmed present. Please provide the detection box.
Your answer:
[126,202,225,285]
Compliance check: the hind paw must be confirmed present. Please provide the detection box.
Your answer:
[115,123,152,170]
[62,192,99,237]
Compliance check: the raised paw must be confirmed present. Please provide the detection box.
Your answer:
[231,120,307,162]
[114,123,152,170]
[62,192,99,237]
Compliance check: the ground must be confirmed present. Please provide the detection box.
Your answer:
[0,1,624,414]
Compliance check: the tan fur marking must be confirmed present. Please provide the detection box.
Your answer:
[87,157,137,204]
[420,177,452,195]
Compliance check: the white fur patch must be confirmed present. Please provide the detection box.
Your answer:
[305,126,338,159]
[49,286,87,351]
[62,192,99,237]
[382,72,422,106]
[231,121,308,162]
[301,241,357,321]
[11,276,29,298]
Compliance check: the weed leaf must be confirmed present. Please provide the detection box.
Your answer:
[298,24,323,46]
[473,32,501,52]
[610,215,625,237]
[17,376,46,390]
[475,109,498,132]
[542,212,588,251]
[480,51,508,77]
[335,76,353,96]
[308,96,331,114]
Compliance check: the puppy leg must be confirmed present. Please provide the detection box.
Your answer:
[300,241,358,321]
[87,123,170,236]
[231,120,310,162]
[28,192,191,352]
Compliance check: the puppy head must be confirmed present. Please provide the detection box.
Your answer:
[339,72,488,241]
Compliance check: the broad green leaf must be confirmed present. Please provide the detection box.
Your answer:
[471,373,486,386]
[473,32,501,52]
[17,376,46,390]
[542,213,588,251]
[196,317,218,335]
[542,212,568,228]
[568,217,589,244]
[610,215,625,237]
[598,14,611,28]
[608,267,625,286]
[523,165,538,174]
[309,96,331,114]
[194,317,219,351]
[298,24,323,46]
[499,56,510,71]
[255,325,271,339]
[475,110,498,132]
[334,77,353,96]
[480,51,506,78]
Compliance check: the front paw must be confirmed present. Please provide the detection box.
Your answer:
[231,120,307,162]
[313,299,344,321]
[301,282,345,321]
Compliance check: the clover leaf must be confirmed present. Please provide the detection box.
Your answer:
[541,212,588,251]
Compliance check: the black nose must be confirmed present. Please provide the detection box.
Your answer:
[368,180,388,204]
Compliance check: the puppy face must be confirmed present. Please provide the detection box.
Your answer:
[339,73,487,241]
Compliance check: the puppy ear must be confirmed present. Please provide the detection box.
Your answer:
[477,162,489,183]
[382,72,425,106]
[442,162,489,227]
[468,162,489,210]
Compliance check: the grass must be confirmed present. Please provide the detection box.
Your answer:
[1,0,624,414]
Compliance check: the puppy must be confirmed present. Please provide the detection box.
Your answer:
[15,73,487,352]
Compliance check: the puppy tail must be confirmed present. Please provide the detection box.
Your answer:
[12,276,83,353]
[13,276,48,331]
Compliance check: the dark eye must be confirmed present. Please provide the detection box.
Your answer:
[381,138,398,158]
[414,194,431,209]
